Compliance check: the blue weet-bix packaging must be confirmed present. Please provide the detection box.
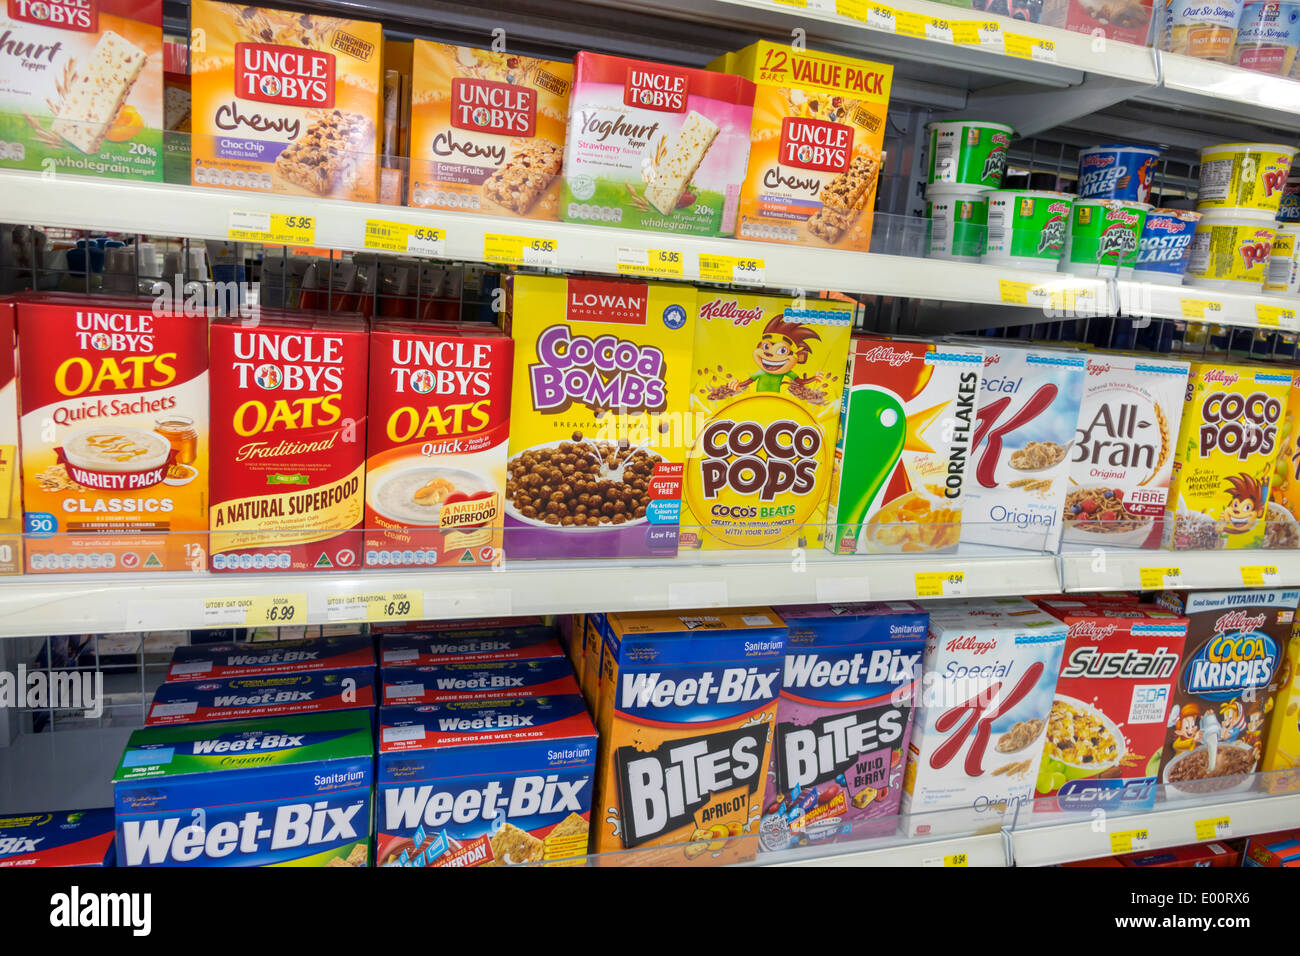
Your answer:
[147,669,376,726]
[166,634,375,682]
[114,710,373,867]
[379,625,564,668]
[0,808,116,867]
[376,695,597,867]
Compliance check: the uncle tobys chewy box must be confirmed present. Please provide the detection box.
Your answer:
[147,668,375,725]
[165,633,374,682]
[381,658,578,706]
[114,710,373,866]
[591,609,786,864]
[376,696,597,866]
[0,808,115,867]
[209,312,368,572]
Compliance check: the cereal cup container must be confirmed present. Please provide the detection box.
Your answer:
[1184,214,1277,291]
[1059,198,1150,278]
[1265,221,1300,294]
[1132,208,1202,285]
[1232,0,1300,73]
[982,189,1074,272]
[1077,145,1163,204]
[1197,142,1297,221]
[1163,0,1246,60]
[925,183,990,260]
[925,120,1015,190]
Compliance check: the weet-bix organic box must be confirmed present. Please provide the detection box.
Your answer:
[376,696,597,867]
[147,668,375,725]
[114,710,373,867]
[165,634,374,682]
[379,625,563,668]
[0,808,115,867]
[381,658,579,706]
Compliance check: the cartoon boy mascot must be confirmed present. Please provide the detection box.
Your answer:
[1171,702,1201,753]
[736,314,821,395]
[1243,703,1268,761]
[1218,698,1245,743]
[1222,473,1267,535]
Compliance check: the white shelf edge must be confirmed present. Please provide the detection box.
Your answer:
[761,829,1006,866]
[1061,547,1300,592]
[1118,279,1300,331]
[1155,51,1300,125]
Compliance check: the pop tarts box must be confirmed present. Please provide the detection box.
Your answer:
[382,659,579,705]
[114,711,373,867]
[166,634,375,682]
[0,809,115,867]
[376,696,597,867]
[902,607,1068,836]
[759,603,927,852]
[147,669,376,726]
[380,625,563,667]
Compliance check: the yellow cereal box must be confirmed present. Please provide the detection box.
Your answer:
[1163,362,1291,550]
[1262,621,1300,794]
[718,42,892,250]
[190,0,383,200]
[1267,371,1300,549]
[681,291,852,551]
[408,42,572,219]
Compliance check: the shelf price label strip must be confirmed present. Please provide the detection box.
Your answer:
[483,233,559,268]
[616,246,686,279]
[837,0,1002,50]
[228,210,315,246]
[1109,827,1150,854]
[698,253,765,285]
[326,589,424,624]
[1257,303,1296,329]
[1240,564,1280,587]
[1194,816,1232,841]
[203,593,307,627]
[363,219,446,257]
[1180,298,1223,320]
[1138,566,1181,589]
[915,570,966,598]
[922,852,969,866]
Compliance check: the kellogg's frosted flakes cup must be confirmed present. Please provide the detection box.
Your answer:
[1077,145,1163,204]
[1133,208,1202,284]
[1232,0,1300,73]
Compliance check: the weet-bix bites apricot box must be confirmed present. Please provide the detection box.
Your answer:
[379,625,563,668]
[147,668,375,725]
[165,634,374,682]
[381,658,578,705]
[0,808,116,867]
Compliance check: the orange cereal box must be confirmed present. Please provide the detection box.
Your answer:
[0,300,19,574]
[1163,362,1291,550]
[189,0,382,200]
[408,42,572,219]
[1266,370,1300,549]
[718,41,892,250]
[17,295,208,573]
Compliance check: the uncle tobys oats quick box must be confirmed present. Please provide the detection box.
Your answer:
[147,668,375,725]
[0,808,115,867]
[376,696,597,866]
[381,658,578,706]
[380,624,563,668]
[165,634,374,682]
[114,710,373,866]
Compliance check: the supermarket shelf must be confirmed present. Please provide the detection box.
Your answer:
[1061,546,1300,593]
[761,829,1007,867]
[1151,52,1300,130]
[1118,278,1300,330]
[0,726,131,814]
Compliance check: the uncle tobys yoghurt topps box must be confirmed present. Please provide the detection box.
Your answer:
[376,696,597,867]
[561,52,755,237]
[381,658,579,706]
[147,668,375,725]
[165,633,374,682]
[0,808,116,867]
[759,603,926,851]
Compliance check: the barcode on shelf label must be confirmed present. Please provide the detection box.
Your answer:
[204,593,306,627]
[1138,566,1181,589]
[483,233,558,267]
[1257,303,1295,328]
[1180,298,1223,319]
[1193,816,1232,841]
[915,571,965,598]
[669,580,728,608]
[616,246,685,279]
[922,852,968,866]
[816,577,872,603]
[1109,828,1150,853]
[1240,565,1280,587]
[364,219,445,257]
[698,253,765,285]
[228,210,315,246]
[325,597,367,623]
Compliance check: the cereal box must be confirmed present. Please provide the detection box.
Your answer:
[209,312,369,572]
[720,42,892,250]
[376,696,597,866]
[0,0,163,182]
[114,710,373,866]
[189,0,382,199]
[1261,621,1300,793]
[147,668,375,725]
[1243,829,1300,866]
[1265,370,1300,549]
[381,658,578,706]
[1032,604,1188,812]
[0,808,116,867]
[1062,354,1190,549]
[17,294,208,573]
[759,603,926,851]
[365,321,512,569]
[826,337,984,555]
[1154,589,1298,794]
[166,634,374,681]
[1120,841,1239,867]
[901,606,1068,836]
[591,609,785,863]
[681,292,851,551]
[0,300,20,574]
[1163,362,1291,550]
[504,275,695,558]
[560,52,755,236]
[581,612,608,709]
[380,625,563,668]
[407,41,572,219]
[959,345,1087,552]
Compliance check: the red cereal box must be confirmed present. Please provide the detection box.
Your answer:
[1120,840,1240,867]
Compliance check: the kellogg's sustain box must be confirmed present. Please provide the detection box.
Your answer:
[147,668,375,725]
[0,808,116,867]
[17,295,208,573]
[114,710,373,867]
[408,41,572,219]
[381,658,579,706]
[376,696,597,867]
[366,321,512,569]
[591,609,785,864]
[504,275,694,559]
[682,292,852,551]
[826,337,983,555]
[759,603,926,852]
[189,0,383,199]
[209,312,368,572]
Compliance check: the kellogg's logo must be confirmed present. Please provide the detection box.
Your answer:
[860,345,914,367]
[1203,369,1239,387]
[1081,153,1115,169]
[7,0,95,31]
[1086,360,1112,376]
[944,635,997,655]
[1071,620,1117,640]
[235,43,335,108]
[779,117,852,174]
[1147,216,1189,233]
[983,353,1001,367]
[450,78,536,137]
[1213,609,1267,634]
[624,66,688,112]
[698,298,766,327]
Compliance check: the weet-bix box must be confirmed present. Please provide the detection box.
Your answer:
[114,710,373,867]
[379,625,563,668]
[147,669,375,725]
[381,658,579,706]
[0,808,115,867]
[166,634,374,682]
[376,696,597,867]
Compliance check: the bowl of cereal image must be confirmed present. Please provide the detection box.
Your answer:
[368,465,490,527]
[1036,696,1126,792]
[1264,502,1300,550]
[1062,486,1154,547]
[1006,439,1073,474]
[863,489,962,553]
[1162,742,1257,799]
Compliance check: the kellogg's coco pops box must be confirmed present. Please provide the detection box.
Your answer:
[17,295,208,573]
[1163,362,1291,550]
[209,313,368,572]
[365,322,512,569]
[408,41,572,219]
[682,292,852,551]
[826,337,983,556]
[189,0,383,199]
[504,275,695,559]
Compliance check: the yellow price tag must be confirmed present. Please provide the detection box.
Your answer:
[228,210,316,246]
[953,20,1002,47]
[326,590,424,624]
[836,0,868,19]
[999,279,1034,305]
[483,233,559,267]
[203,593,307,627]
[1138,567,1181,589]
[1109,828,1150,854]
[1240,565,1280,587]
[894,9,925,37]
[945,853,969,867]
[1257,303,1295,328]
[1030,37,1057,62]
[915,570,966,598]
[1180,298,1223,319]
[698,253,765,285]
[616,246,685,279]
[773,0,807,6]
[364,220,445,257]
[864,1,897,31]
[1194,816,1232,841]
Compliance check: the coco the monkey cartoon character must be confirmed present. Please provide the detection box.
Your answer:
[1221,473,1267,536]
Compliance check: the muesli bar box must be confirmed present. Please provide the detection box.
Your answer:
[147,668,375,725]
[114,710,373,867]
[166,634,375,682]
[376,696,597,866]
[380,625,563,668]
[382,658,578,705]
[0,808,115,867]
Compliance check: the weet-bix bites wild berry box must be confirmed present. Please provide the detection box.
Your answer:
[166,634,374,682]
[0,808,116,867]
[381,658,579,705]
[147,669,375,725]
[380,625,563,668]
[376,696,597,866]
[759,603,926,851]
[114,710,373,867]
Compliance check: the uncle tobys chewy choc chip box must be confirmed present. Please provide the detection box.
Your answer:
[0,808,116,867]
[147,668,375,725]
[114,710,373,867]
[165,633,374,682]
[376,696,597,867]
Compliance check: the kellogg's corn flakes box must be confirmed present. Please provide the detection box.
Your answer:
[1266,370,1300,549]
[1163,362,1291,550]
[718,41,892,251]
[682,291,852,551]
[826,336,983,555]
[408,41,572,219]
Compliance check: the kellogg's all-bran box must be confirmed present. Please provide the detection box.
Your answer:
[592,609,786,864]
[189,0,383,199]
[505,275,694,559]
[682,291,852,551]
[0,299,20,574]
[209,312,368,572]
[17,295,208,573]
[826,337,983,555]
[408,41,572,219]
[366,321,511,569]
